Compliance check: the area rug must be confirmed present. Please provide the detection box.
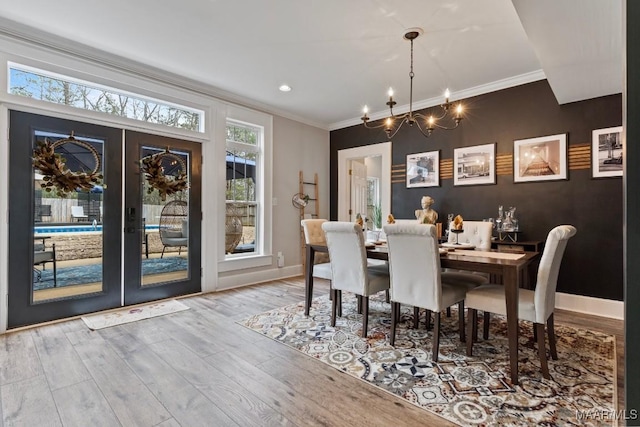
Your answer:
[81,299,189,330]
[239,293,616,426]
[34,256,188,290]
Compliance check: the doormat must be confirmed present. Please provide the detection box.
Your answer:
[239,293,616,426]
[81,299,189,330]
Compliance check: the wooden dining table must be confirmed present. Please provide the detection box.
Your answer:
[304,243,540,385]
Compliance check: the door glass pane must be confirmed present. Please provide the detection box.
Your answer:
[33,131,105,302]
[140,147,189,286]
[226,149,257,255]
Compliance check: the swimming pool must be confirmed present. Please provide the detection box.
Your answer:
[34,224,160,234]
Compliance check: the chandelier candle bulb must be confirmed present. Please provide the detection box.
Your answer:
[444,88,450,103]
[455,104,463,120]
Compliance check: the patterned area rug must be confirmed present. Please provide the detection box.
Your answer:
[239,293,616,426]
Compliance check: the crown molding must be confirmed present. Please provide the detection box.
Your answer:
[329,69,547,131]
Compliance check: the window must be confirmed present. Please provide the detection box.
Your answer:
[225,122,261,257]
[8,63,204,132]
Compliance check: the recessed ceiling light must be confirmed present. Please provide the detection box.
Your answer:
[279,84,292,92]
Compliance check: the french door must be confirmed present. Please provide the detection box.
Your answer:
[8,111,201,328]
[123,130,201,305]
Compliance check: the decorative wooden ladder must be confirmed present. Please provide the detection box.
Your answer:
[299,171,319,269]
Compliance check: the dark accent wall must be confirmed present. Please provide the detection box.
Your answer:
[625,0,639,413]
[330,80,623,301]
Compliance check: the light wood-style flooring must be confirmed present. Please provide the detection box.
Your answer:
[0,277,624,426]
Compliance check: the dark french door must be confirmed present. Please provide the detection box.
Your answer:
[123,130,201,305]
[8,111,201,328]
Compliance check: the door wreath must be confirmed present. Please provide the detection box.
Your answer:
[140,149,188,201]
[32,132,103,197]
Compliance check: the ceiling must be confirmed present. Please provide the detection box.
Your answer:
[0,0,622,130]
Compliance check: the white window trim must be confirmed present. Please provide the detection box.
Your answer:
[217,104,272,272]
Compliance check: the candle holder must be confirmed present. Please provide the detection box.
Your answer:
[451,229,463,245]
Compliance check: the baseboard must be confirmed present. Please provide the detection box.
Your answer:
[555,292,623,320]
[214,268,623,320]
[216,264,303,291]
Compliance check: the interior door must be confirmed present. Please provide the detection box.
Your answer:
[8,111,122,328]
[350,160,368,221]
[123,131,201,305]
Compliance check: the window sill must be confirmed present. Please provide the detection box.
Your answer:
[218,254,272,273]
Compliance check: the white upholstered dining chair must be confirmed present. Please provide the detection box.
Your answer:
[383,223,470,362]
[322,221,390,338]
[441,220,493,288]
[301,219,333,313]
[465,225,577,379]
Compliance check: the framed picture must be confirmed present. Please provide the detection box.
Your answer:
[406,150,439,188]
[513,133,567,183]
[453,143,496,186]
[592,126,623,178]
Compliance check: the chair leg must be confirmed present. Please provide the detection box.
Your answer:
[446,307,451,317]
[330,289,337,327]
[52,259,57,288]
[425,309,432,330]
[413,306,420,329]
[458,301,465,342]
[533,324,538,341]
[357,295,363,314]
[472,311,478,342]
[432,312,441,362]
[547,314,558,360]
[535,322,550,379]
[467,308,476,356]
[390,302,398,346]
[483,311,490,340]
[161,246,166,259]
[385,289,390,304]
[395,303,401,323]
[361,296,369,338]
[337,290,342,318]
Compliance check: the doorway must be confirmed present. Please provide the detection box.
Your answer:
[8,111,201,328]
[337,142,392,222]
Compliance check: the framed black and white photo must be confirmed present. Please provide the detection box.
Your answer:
[592,126,623,178]
[453,143,496,186]
[513,134,567,183]
[406,151,439,188]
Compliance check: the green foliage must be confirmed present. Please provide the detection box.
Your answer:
[372,204,382,229]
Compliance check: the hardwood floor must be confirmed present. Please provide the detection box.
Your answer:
[0,277,624,426]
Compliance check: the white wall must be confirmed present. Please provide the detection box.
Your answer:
[365,155,382,179]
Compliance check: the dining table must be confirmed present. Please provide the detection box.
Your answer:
[304,242,540,385]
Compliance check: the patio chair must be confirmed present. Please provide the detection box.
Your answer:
[159,200,188,258]
[34,238,57,287]
[71,205,88,222]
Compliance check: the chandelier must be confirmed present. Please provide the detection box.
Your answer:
[360,28,464,139]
